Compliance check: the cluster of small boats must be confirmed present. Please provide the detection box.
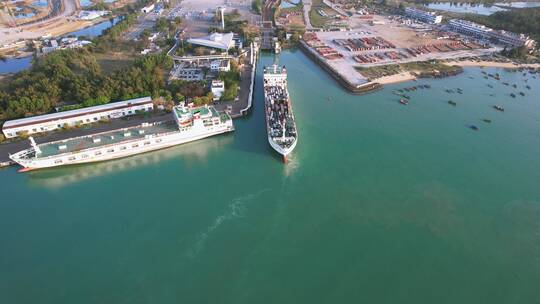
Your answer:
[445,88,463,94]
[393,84,432,105]
[482,70,530,98]
[389,67,538,131]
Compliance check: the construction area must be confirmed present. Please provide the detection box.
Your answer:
[0,0,134,56]
[301,12,501,89]
[168,0,260,38]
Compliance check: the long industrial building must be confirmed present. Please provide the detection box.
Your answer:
[2,97,154,139]
[448,19,536,49]
[404,8,442,24]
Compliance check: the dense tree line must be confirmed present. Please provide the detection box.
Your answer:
[466,8,540,41]
[252,0,262,14]
[0,50,173,119]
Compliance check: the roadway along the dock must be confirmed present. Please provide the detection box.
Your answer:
[213,60,254,117]
[0,112,171,164]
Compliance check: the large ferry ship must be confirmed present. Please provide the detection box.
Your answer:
[263,65,298,162]
[10,105,234,171]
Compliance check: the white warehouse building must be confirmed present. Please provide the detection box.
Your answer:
[404,8,443,24]
[2,97,154,139]
[141,3,155,14]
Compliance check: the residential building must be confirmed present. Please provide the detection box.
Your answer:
[404,8,442,24]
[141,3,155,14]
[490,30,536,49]
[210,80,225,101]
[210,59,230,72]
[449,19,536,48]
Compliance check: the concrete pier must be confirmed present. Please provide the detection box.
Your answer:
[299,41,382,94]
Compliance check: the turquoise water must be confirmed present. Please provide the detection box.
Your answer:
[1,50,540,303]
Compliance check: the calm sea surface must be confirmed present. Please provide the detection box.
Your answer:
[1,50,540,303]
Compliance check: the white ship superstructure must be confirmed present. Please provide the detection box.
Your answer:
[263,65,298,162]
[10,105,234,171]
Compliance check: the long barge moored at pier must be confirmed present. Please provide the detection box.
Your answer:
[263,65,298,162]
[10,105,234,171]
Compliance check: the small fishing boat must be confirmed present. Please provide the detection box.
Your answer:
[469,125,479,131]
[487,84,494,88]
[510,93,516,98]
[448,100,457,106]
[399,99,408,105]
[493,105,504,112]
[526,85,531,89]
[402,94,410,99]
[512,84,517,88]
[519,92,525,96]
[424,84,431,89]
[502,82,509,86]
[483,76,488,79]
[482,119,492,123]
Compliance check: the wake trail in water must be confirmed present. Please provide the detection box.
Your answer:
[186,188,270,258]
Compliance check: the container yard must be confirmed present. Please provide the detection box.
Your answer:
[300,12,502,92]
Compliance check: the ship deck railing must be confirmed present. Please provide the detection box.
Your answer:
[32,121,180,160]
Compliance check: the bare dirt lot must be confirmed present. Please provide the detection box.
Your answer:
[168,0,259,37]
[316,14,500,68]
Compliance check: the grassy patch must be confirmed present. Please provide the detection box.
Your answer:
[309,0,332,28]
[95,54,136,74]
[356,64,401,79]
[356,61,463,80]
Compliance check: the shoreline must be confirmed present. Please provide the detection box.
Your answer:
[443,60,540,69]
[367,60,540,86]
[0,16,115,59]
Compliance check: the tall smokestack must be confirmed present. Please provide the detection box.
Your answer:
[219,7,225,30]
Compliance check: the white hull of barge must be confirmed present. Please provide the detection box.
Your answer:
[11,125,234,170]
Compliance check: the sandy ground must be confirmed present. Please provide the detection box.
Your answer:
[168,0,258,38]
[371,72,416,85]
[0,0,79,45]
[444,60,540,69]
[365,60,540,86]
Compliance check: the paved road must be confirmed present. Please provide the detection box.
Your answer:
[0,112,171,163]
[125,12,158,41]
[303,0,313,30]
[213,58,254,116]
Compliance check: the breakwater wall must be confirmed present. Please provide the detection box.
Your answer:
[239,47,258,117]
[299,41,382,94]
